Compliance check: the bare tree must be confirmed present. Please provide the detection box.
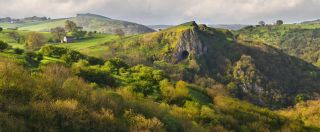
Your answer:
[8,31,20,43]
[114,29,125,37]
[64,20,77,32]
[51,27,66,43]
[26,32,44,49]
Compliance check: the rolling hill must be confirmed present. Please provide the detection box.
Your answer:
[0,21,320,131]
[0,13,155,34]
[81,22,320,108]
[236,23,320,67]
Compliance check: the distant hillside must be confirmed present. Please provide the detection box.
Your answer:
[0,16,48,23]
[147,25,173,30]
[301,19,320,24]
[86,22,320,108]
[148,24,248,31]
[209,24,248,30]
[236,23,320,67]
[0,13,155,34]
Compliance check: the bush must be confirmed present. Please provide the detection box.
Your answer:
[39,45,68,58]
[14,48,24,54]
[24,51,43,67]
[61,50,86,65]
[77,67,116,87]
[0,41,9,51]
[0,60,34,102]
[103,58,129,73]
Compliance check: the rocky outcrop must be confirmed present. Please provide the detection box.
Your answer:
[175,25,207,63]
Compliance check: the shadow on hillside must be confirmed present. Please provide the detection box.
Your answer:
[200,30,320,108]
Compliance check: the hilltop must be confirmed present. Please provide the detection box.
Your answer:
[209,24,248,30]
[0,13,155,34]
[147,24,248,31]
[302,19,320,24]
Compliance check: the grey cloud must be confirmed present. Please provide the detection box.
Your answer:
[0,0,319,25]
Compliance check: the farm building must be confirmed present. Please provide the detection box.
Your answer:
[63,36,74,43]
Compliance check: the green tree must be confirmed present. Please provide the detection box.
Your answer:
[0,41,9,51]
[276,20,284,25]
[294,94,309,104]
[175,80,189,99]
[0,27,3,32]
[72,30,87,39]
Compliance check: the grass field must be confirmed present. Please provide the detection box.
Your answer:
[236,23,320,46]
[0,30,52,49]
[57,34,119,57]
[19,19,68,31]
[0,29,120,57]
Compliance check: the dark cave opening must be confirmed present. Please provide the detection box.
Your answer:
[181,50,189,60]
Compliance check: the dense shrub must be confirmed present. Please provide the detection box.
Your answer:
[77,66,116,87]
[0,40,9,51]
[24,51,43,67]
[14,48,24,54]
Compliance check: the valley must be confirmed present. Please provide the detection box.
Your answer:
[0,13,320,131]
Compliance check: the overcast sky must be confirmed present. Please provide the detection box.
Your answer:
[0,0,320,25]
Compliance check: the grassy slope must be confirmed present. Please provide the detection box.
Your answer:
[57,34,119,57]
[18,19,67,31]
[236,24,320,66]
[86,22,320,108]
[0,30,51,49]
[236,24,320,45]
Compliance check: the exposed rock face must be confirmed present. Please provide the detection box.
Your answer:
[175,28,207,62]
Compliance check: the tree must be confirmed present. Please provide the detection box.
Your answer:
[258,21,266,26]
[276,20,284,25]
[26,32,45,49]
[0,27,3,32]
[175,80,189,99]
[64,20,77,32]
[114,29,125,37]
[51,27,66,43]
[87,31,94,38]
[8,31,20,43]
[0,41,9,51]
[72,30,87,39]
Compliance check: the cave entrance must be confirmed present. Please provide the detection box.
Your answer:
[181,50,189,60]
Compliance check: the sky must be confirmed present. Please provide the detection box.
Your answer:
[0,0,320,25]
